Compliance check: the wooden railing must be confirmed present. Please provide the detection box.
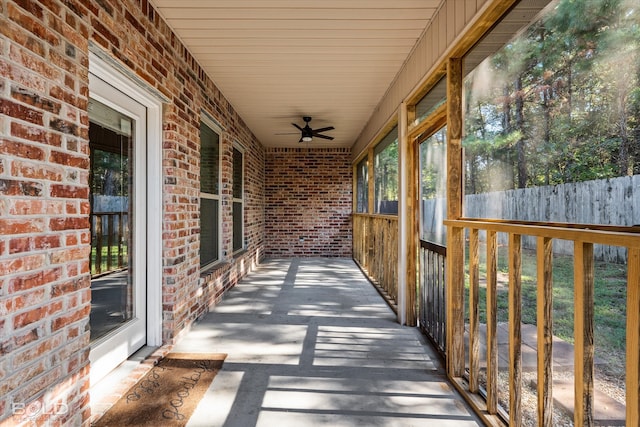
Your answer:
[91,211,128,276]
[353,213,399,308]
[418,240,447,357]
[444,218,640,426]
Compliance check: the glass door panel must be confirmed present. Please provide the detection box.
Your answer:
[89,99,133,341]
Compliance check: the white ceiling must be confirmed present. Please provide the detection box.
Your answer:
[150,0,444,148]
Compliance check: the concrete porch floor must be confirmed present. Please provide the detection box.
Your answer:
[172,258,483,427]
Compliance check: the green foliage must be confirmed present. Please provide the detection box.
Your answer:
[91,148,129,197]
[420,128,447,199]
[464,0,640,194]
[374,136,399,204]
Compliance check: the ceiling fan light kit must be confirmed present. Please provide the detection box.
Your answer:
[292,116,334,143]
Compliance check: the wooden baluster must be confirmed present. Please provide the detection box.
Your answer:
[364,217,369,270]
[107,213,114,271]
[469,228,480,393]
[95,215,103,275]
[118,211,124,268]
[382,218,387,294]
[439,250,446,351]
[358,216,362,262]
[418,246,424,326]
[392,218,398,302]
[383,218,388,295]
[124,213,128,266]
[372,218,378,283]
[486,230,498,414]
[574,242,594,427]
[509,233,522,424]
[387,219,392,298]
[627,247,640,426]
[432,250,437,336]
[356,216,361,266]
[537,237,553,427]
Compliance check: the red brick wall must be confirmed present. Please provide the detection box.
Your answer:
[0,0,265,425]
[265,147,353,257]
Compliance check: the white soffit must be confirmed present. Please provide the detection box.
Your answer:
[150,0,443,148]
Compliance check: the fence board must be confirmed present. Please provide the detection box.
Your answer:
[428,175,640,261]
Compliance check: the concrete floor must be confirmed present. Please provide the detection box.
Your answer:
[173,258,483,427]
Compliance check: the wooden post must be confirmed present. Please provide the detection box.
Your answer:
[574,242,594,427]
[397,102,416,325]
[627,247,640,426]
[509,233,522,424]
[445,57,464,377]
[537,237,553,427]
[407,100,419,324]
[407,98,418,324]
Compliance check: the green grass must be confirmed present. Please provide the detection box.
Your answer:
[91,244,128,275]
[463,241,627,374]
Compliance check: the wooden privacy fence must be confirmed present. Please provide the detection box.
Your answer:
[352,213,399,308]
[444,218,640,427]
[465,175,640,263]
[91,211,128,276]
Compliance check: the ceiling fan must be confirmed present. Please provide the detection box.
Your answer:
[291,116,335,143]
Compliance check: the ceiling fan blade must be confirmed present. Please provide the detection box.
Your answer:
[292,123,304,131]
[314,134,334,140]
[312,126,335,133]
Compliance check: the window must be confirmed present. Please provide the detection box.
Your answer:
[200,121,220,267]
[462,0,640,225]
[414,76,446,126]
[419,127,447,245]
[355,156,368,213]
[232,145,244,253]
[374,126,399,215]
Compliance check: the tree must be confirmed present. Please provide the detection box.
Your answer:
[463,0,639,193]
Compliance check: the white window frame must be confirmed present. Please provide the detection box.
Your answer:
[232,143,245,254]
[199,116,223,269]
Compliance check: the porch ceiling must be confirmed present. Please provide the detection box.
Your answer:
[149,0,443,148]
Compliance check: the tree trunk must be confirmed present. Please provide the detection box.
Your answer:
[502,85,511,134]
[515,76,527,188]
[617,86,630,176]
